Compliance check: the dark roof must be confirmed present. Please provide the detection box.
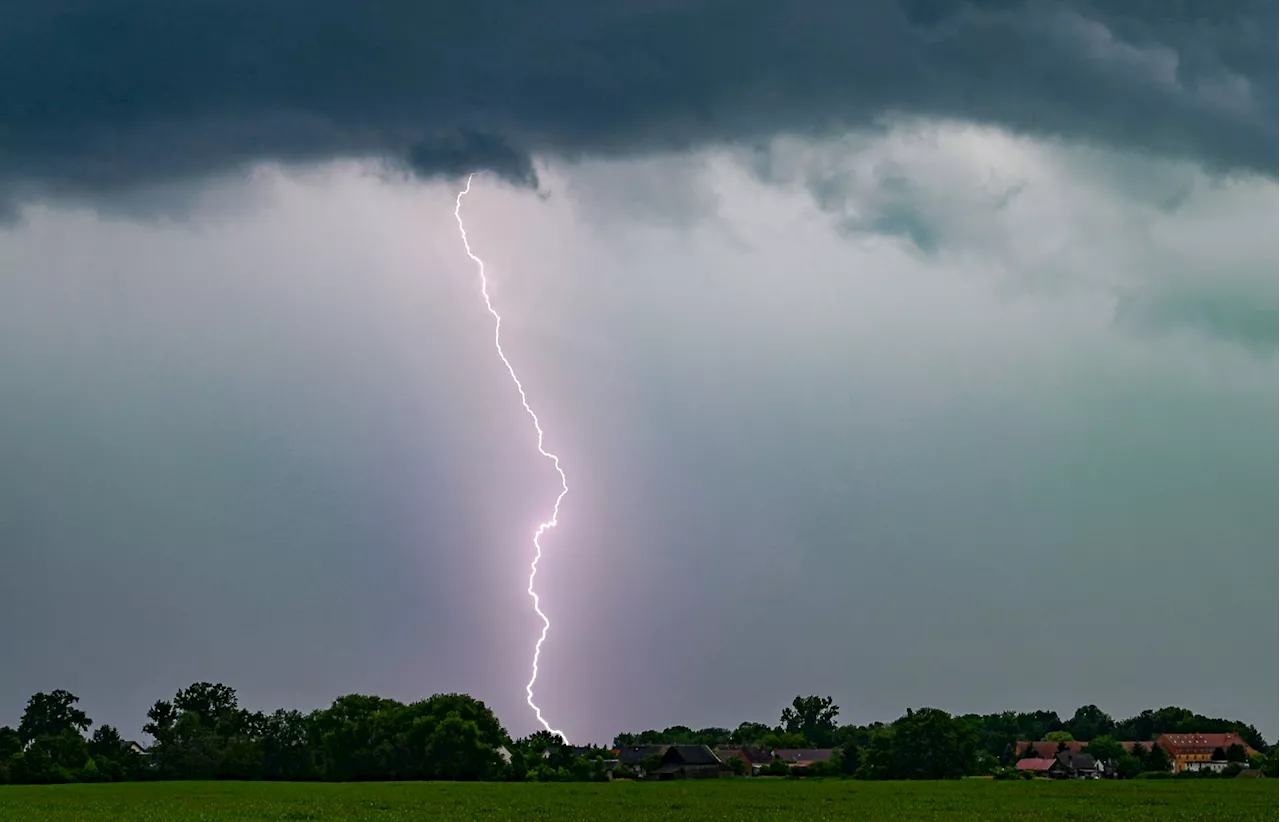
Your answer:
[717,746,773,764]
[617,745,668,765]
[1055,750,1097,771]
[664,744,721,766]
[773,748,836,764]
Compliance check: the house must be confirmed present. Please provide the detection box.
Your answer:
[1015,757,1056,776]
[617,744,723,779]
[773,748,837,768]
[495,745,513,765]
[1157,733,1255,774]
[617,744,667,771]
[715,746,774,775]
[1048,750,1099,779]
[1012,740,1086,760]
[653,745,723,779]
[123,741,149,756]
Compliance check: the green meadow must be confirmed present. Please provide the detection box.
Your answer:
[0,778,1274,821]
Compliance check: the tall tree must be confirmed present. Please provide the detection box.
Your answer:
[424,712,501,781]
[857,708,978,780]
[1145,743,1172,772]
[731,722,773,745]
[780,695,840,746]
[173,682,239,727]
[0,726,21,760]
[1066,705,1115,741]
[1084,735,1123,763]
[18,690,91,743]
[88,725,125,758]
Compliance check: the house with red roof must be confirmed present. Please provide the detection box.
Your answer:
[1014,757,1056,776]
[1157,733,1255,774]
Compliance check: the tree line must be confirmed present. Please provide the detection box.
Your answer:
[0,685,1273,785]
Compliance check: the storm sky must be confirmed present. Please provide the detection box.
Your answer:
[1,1,1276,745]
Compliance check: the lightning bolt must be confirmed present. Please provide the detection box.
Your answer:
[454,173,569,743]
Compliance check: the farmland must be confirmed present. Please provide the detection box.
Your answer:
[0,779,1274,821]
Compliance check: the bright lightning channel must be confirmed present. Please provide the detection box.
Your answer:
[454,173,569,743]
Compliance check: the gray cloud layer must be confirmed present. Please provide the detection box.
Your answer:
[1,0,1274,206]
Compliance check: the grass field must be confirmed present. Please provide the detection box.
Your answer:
[0,779,1274,821]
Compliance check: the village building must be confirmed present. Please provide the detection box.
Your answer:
[616,744,723,779]
[714,746,774,775]
[1157,733,1255,774]
[1014,757,1056,776]
[1016,751,1098,779]
[1049,750,1099,779]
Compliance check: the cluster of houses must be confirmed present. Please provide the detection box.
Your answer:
[518,744,840,780]
[1012,732,1258,779]
[501,730,1263,781]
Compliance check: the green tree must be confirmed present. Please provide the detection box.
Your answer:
[1145,743,1171,773]
[780,695,840,746]
[18,691,91,743]
[1116,754,1142,779]
[88,725,125,759]
[173,682,239,728]
[1084,735,1124,763]
[424,711,502,781]
[1043,731,1074,743]
[1225,743,1248,763]
[726,756,747,776]
[142,700,178,746]
[731,722,773,745]
[259,710,315,781]
[1260,749,1278,778]
[24,730,90,777]
[760,731,810,750]
[857,708,978,780]
[1065,705,1115,741]
[838,738,862,775]
[0,726,21,760]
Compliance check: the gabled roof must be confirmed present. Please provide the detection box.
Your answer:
[1055,750,1097,771]
[716,745,773,764]
[664,744,721,766]
[1158,733,1253,754]
[1015,758,1055,772]
[617,745,668,765]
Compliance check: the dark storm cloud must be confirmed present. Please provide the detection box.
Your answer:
[1,0,1274,207]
